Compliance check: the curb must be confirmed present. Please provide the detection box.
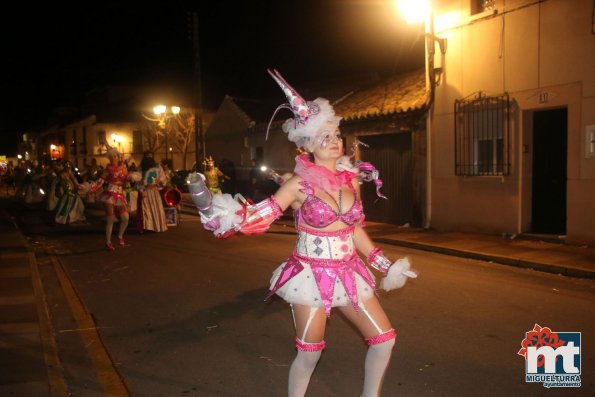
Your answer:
[179,205,595,280]
[374,238,595,280]
[0,208,69,395]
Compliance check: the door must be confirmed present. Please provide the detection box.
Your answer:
[531,109,567,234]
[359,133,413,225]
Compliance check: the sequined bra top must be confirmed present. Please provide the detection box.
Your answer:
[296,181,364,229]
[106,165,127,186]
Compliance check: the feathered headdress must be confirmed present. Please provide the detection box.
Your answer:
[99,133,120,159]
[266,69,341,151]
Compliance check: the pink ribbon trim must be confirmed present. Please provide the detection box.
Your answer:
[366,328,397,346]
[295,338,326,352]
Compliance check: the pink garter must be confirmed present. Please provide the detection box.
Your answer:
[366,328,397,346]
[295,338,326,352]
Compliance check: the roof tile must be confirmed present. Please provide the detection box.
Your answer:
[334,69,426,121]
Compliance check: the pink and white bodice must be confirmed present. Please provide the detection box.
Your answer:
[296,181,364,229]
[98,165,128,205]
[295,225,355,260]
[105,165,128,186]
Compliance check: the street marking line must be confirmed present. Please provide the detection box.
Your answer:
[49,253,131,397]
[0,295,35,305]
[28,251,69,397]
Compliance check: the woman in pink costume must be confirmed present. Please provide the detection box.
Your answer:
[92,148,135,250]
[192,69,416,397]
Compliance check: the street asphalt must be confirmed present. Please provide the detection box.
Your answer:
[1,193,594,396]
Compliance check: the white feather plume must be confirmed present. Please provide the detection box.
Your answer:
[335,156,359,174]
[380,257,418,291]
[129,171,142,182]
[200,193,243,236]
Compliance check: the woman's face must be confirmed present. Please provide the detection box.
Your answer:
[311,122,343,163]
[109,154,119,165]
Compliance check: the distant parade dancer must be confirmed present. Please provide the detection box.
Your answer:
[54,161,86,224]
[88,142,140,250]
[137,156,168,233]
[188,69,417,397]
[202,155,229,195]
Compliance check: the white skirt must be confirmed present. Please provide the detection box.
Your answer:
[269,259,376,309]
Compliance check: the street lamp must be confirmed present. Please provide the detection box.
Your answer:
[146,105,181,164]
[396,0,447,230]
[396,0,446,109]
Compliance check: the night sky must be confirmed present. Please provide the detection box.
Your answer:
[1,1,424,155]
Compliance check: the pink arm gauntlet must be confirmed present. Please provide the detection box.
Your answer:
[89,178,105,192]
[237,196,284,235]
[200,194,283,238]
[367,247,392,273]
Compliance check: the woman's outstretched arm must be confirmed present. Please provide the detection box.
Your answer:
[193,173,302,238]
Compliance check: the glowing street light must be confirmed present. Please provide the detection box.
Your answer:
[153,105,167,115]
[396,0,447,230]
[110,133,124,152]
[395,0,446,108]
[144,104,182,163]
[396,0,429,24]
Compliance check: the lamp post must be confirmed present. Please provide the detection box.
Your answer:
[189,11,205,165]
[397,0,446,110]
[396,0,447,229]
[151,105,180,167]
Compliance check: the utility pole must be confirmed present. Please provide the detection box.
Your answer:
[189,11,205,168]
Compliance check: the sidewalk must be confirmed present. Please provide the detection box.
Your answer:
[0,199,66,396]
[362,222,595,280]
[180,199,595,280]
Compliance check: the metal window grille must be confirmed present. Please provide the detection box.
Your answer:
[455,92,510,176]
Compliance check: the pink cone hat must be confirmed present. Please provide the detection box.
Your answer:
[266,69,321,140]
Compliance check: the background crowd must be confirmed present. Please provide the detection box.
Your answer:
[0,153,280,229]
[0,153,174,229]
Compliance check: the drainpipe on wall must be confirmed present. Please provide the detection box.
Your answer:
[421,12,446,230]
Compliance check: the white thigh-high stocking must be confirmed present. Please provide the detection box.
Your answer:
[288,346,323,397]
[118,211,129,238]
[362,334,396,397]
[106,216,115,244]
[359,300,396,397]
[288,306,324,397]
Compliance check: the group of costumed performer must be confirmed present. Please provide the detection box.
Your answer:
[54,161,86,224]
[84,145,141,250]
[188,69,417,397]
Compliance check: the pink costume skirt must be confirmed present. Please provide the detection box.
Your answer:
[268,225,376,316]
[98,183,128,206]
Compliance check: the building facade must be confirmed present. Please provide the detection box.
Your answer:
[28,86,205,173]
[429,0,595,244]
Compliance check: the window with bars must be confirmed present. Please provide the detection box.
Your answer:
[455,92,511,176]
